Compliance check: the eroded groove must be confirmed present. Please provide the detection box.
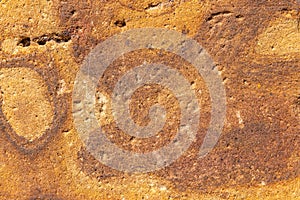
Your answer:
[207,10,233,21]
[32,31,71,45]
[145,2,161,10]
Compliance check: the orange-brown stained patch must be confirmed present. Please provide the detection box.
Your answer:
[93,49,210,154]
[74,0,299,194]
[53,0,210,62]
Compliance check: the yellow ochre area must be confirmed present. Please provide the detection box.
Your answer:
[75,176,299,200]
[256,11,300,57]
[91,0,211,39]
[0,67,54,142]
[0,0,61,40]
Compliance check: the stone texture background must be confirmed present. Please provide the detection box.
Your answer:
[0,0,299,199]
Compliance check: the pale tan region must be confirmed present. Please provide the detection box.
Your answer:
[256,11,300,57]
[89,0,211,40]
[0,0,62,41]
[0,67,53,142]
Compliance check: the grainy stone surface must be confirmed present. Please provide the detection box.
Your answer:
[0,0,299,199]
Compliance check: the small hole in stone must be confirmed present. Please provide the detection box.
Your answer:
[36,39,47,45]
[17,37,31,47]
[114,19,126,27]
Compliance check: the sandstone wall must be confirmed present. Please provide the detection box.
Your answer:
[0,0,299,199]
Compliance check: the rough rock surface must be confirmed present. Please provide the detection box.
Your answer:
[0,0,299,199]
